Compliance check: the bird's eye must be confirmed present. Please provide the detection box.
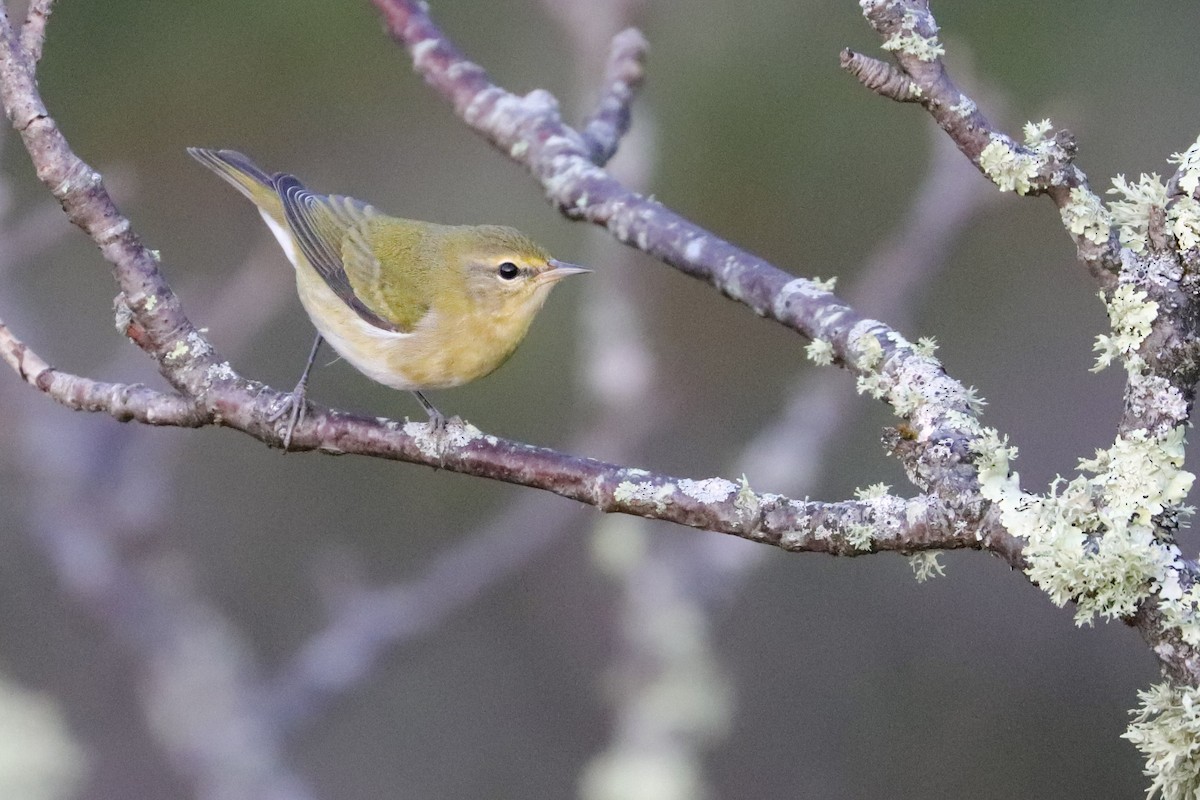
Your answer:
[497,262,520,280]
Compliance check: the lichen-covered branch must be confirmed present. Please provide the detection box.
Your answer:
[847,0,1121,277]
[0,0,1009,568]
[371,0,1012,555]
[375,0,884,357]
[847,0,1200,707]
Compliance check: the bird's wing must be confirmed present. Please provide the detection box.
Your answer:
[339,214,436,333]
[274,174,417,333]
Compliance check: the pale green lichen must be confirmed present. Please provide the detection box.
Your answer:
[183,331,212,359]
[855,372,891,400]
[805,338,834,366]
[1092,283,1158,373]
[879,9,945,62]
[843,523,875,552]
[205,362,236,383]
[811,275,837,292]
[1060,186,1113,245]
[1108,173,1168,253]
[914,336,939,357]
[854,482,891,501]
[980,424,1193,626]
[979,136,1040,195]
[854,332,885,370]
[890,385,925,416]
[963,386,987,415]
[1023,118,1054,145]
[734,475,761,524]
[1160,573,1200,647]
[1078,427,1193,528]
[943,409,980,438]
[678,477,736,504]
[1169,135,1200,196]
[402,418,484,459]
[908,552,946,582]
[613,480,675,515]
[967,271,1194,634]
[972,427,1020,501]
[164,341,189,362]
[880,31,944,61]
[1168,195,1200,251]
[1123,682,1200,800]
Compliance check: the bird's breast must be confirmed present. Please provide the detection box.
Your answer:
[293,264,535,390]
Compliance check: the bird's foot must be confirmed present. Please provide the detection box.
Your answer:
[269,385,310,451]
[412,390,450,434]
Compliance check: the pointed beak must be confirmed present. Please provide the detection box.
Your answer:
[539,259,591,283]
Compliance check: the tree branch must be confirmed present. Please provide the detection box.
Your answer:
[370,0,1009,545]
[372,1,942,374]
[0,316,206,425]
[0,0,1014,567]
[18,0,52,65]
[845,0,1121,277]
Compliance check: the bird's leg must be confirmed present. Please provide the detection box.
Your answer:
[411,390,447,431]
[270,333,324,449]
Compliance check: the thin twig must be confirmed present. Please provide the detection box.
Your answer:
[845,3,1119,276]
[0,316,205,424]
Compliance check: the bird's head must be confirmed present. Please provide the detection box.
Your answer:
[450,225,588,322]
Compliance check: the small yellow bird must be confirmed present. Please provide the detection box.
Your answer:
[188,148,587,445]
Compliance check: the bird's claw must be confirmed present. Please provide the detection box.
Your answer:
[269,388,309,451]
[426,408,447,432]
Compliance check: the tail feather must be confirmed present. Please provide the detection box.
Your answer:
[188,147,282,219]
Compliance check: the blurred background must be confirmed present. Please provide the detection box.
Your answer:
[0,0,1198,798]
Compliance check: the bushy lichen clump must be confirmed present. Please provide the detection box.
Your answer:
[837,166,1196,642]
[908,552,945,583]
[1108,164,1200,255]
[975,425,1193,626]
[1060,186,1112,246]
[979,120,1056,195]
[1109,173,1169,253]
[1092,284,1158,374]
[971,275,1195,630]
[1124,683,1200,800]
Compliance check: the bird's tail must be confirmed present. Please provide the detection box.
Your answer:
[188,147,282,219]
